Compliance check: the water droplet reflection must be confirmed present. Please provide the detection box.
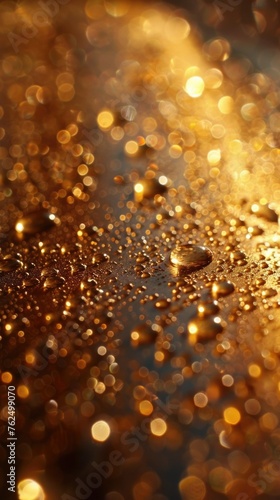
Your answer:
[170,244,212,274]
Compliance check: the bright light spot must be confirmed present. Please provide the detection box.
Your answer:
[150,418,167,436]
[17,385,29,399]
[91,420,110,442]
[251,204,259,214]
[213,316,221,325]
[139,400,153,416]
[131,331,140,341]
[207,149,221,165]
[188,322,198,335]
[18,479,45,500]
[134,183,144,194]
[125,140,138,156]
[159,175,168,186]
[218,96,234,114]
[97,346,107,356]
[1,372,13,384]
[97,110,114,130]
[248,363,261,378]
[15,222,24,233]
[77,164,88,176]
[185,76,205,98]
[223,407,241,425]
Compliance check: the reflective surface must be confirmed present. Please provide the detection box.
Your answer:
[1,1,280,499]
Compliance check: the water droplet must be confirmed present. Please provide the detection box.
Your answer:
[229,250,247,263]
[187,316,223,343]
[261,288,277,298]
[70,263,87,274]
[41,267,59,278]
[15,211,58,236]
[134,177,167,202]
[212,280,235,298]
[140,271,151,279]
[247,226,264,236]
[170,244,212,273]
[131,324,157,345]
[23,277,40,288]
[251,203,278,223]
[61,243,82,255]
[0,257,23,272]
[136,254,149,264]
[197,299,220,317]
[43,276,65,290]
[154,298,170,309]
[80,278,98,291]
[92,253,110,265]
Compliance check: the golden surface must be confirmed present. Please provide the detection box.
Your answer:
[0,1,280,499]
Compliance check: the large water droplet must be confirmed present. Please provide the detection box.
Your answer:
[134,177,167,202]
[251,203,278,223]
[15,211,58,236]
[0,257,23,272]
[212,280,235,298]
[41,267,59,278]
[131,324,157,345]
[197,299,220,317]
[70,263,87,275]
[170,244,212,273]
[92,253,110,265]
[23,277,40,288]
[43,276,65,290]
[187,316,223,343]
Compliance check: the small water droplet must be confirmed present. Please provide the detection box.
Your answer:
[140,272,151,279]
[114,175,125,185]
[15,211,58,236]
[136,254,149,264]
[170,244,212,273]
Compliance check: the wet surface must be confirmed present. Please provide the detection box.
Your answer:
[1,1,280,499]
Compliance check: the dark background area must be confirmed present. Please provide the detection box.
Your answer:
[162,0,280,80]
